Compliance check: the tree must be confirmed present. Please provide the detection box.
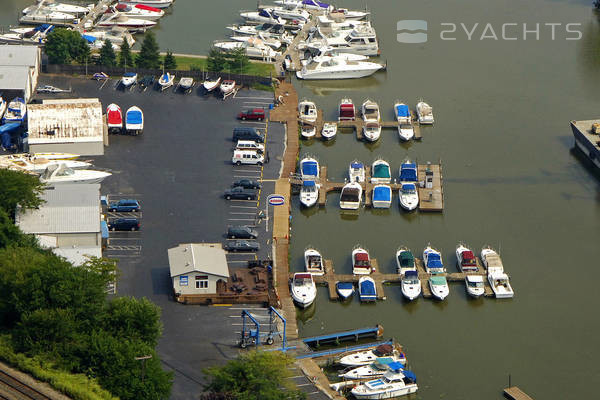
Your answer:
[0,169,45,218]
[98,39,117,67]
[136,31,161,69]
[203,351,306,400]
[0,209,36,248]
[44,28,90,64]
[206,47,227,72]
[227,47,249,74]
[119,40,134,68]
[163,50,177,70]
[104,297,162,346]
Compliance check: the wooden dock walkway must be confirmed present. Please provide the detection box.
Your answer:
[274,13,319,76]
[298,359,346,400]
[504,386,535,400]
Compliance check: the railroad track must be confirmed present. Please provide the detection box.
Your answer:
[0,369,53,400]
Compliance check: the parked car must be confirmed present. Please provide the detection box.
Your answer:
[223,240,260,252]
[227,225,258,239]
[224,187,259,200]
[238,108,265,121]
[108,199,141,212]
[232,127,264,143]
[232,179,262,189]
[107,217,140,231]
[232,149,264,165]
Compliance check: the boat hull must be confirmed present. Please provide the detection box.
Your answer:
[351,383,418,399]
[296,66,382,80]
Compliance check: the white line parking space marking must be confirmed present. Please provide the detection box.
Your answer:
[230,205,258,209]
[235,96,274,100]
[227,218,255,221]
[229,212,256,215]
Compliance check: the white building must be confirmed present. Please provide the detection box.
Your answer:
[0,44,41,102]
[169,243,230,296]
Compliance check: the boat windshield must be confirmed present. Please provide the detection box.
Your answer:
[302,186,317,193]
[402,186,416,194]
[403,278,419,285]
[400,124,413,130]
[468,281,484,288]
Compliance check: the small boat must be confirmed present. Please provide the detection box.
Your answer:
[351,368,418,399]
[352,246,373,275]
[341,358,405,380]
[481,247,514,298]
[298,99,318,123]
[0,155,90,174]
[220,79,236,96]
[401,270,421,301]
[30,152,79,160]
[394,102,414,141]
[399,159,418,182]
[2,98,27,124]
[399,183,419,211]
[321,122,337,140]
[20,9,77,25]
[416,100,434,124]
[339,181,362,210]
[301,123,316,139]
[330,8,371,21]
[120,72,137,88]
[423,245,445,274]
[40,164,111,185]
[362,99,380,123]
[300,156,319,180]
[339,98,355,121]
[339,344,403,367]
[120,0,173,9]
[363,122,381,142]
[106,103,123,132]
[113,3,165,20]
[396,247,415,275]
[456,244,478,272]
[465,275,485,298]
[125,106,143,135]
[290,272,316,308]
[0,96,7,121]
[304,248,324,275]
[359,276,376,302]
[371,159,391,184]
[300,180,319,207]
[372,185,392,209]
[336,282,354,299]
[92,72,109,81]
[203,77,221,92]
[349,160,365,183]
[429,275,449,300]
[178,77,194,92]
[158,72,174,91]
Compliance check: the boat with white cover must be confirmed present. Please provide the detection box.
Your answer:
[429,275,449,300]
[96,13,157,30]
[349,160,365,182]
[300,180,319,207]
[339,344,405,367]
[23,1,89,16]
[362,99,380,122]
[20,9,77,25]
[178,77,194,92]
[214,39,280,60]
[321,122,337,140]
[296,56,384,80]
[339,181,362,210]
[300,156,319,180]
[423,245,445,274]
[465,275,485,298]
[371,159,391,184]
[158,72,174,91]
[481,247,514,298]
[106,103,122,132]
[219,80,236,95]
[112,3,164,20]
[301,124,316,139]
[0,155,90,174]
[2,98,26,124]
[341,358,405,380]
[456,244,478,272]
[362,122,381,142]
[120,0,173,9]
[290,273,316,308]
[399,183,418,211]
[120,72,137,88]
[298,99,318,123]
[304,248,324,275]
[401,270,421,301]
[399,159,418,182]
[40,164,111,185]
[359,276,376,302]
[372,185,392,209]
[230,34,282,49]
[203,77,221,92]
[336,282,354,299]
[339,98,355,121]
[416,100,434,124]
[351,368,418,399]
[125,106,143,135]
[352,246,372,275]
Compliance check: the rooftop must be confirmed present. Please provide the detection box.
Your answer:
[168,243,229,278]
[0,45,40,67]
[0,66,30,90]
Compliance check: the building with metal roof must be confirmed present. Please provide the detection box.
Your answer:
[169,243,230,296]
[0,44,41,102]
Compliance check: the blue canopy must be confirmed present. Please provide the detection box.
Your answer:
[402,183,416,191]
[337,282,353,290]
[123,72,136,77]
[259,9,273,18]
[399,163,417,182]
[388,361,405,372]
[303,180,315,187]
[126,110,142,124]
[350,162,363,169]
[101,221,109,239]
[405,270,418,278]
[373,186,391,201]
[301,160,318,176]
[428,253,441,262]
[403,370,417,382]
[360,279,376,296]
[427,259,443,269]
[304,0,330,7]
[0,122,21,133]
[35,24,54,32]
[396,104,410,117]
[82,34,97,43]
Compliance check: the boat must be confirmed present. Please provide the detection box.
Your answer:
[269,6,310,22]
[230,34,282,50]
[330,8,371,21]
[113,3,165,20]
[423,245,445,274]
[30,152,79,160]
[336,282,354,299]
[178,77,194,92]
[300,156,319,180]
[298,99,318,123]
[341,358,406,380]
[429,275,449,300]
[227,23,292,38]
[307,25,379,56]
[106,103,123,132]
[296,56,384,80]
[339,181,362,210]
[240,9,284,25]
[0,26,51,45]
[456,244,478,272]
[96,13,157,30]
[362,99,380,122]
[396,248,415,275]
[2,98,27,124]
[398,183,419,211]
[371,159,391,184]
[339,344,404,367]
[321,122,337,140]
[203,77,221,92]
[300,180,319,207]
[372,185,392,209]
[125,106,143,135]
[359,276,376,302]
[214,39,281,60]
[274,0,333,11]
[23,1,90,16]
[401,270,421,301]
[362,122,381,142]
[465,275,485,298]
[481,247,514,298]
[394,102,411,124]
[158,72,174,91]
[416,100,434,124]
[20,9,77,25]
[120,72,137,88]
[304,248,324,275]
[348,160,365,183]
[352,246,373,275]
[351,368,418,399]
[40,164,111,185]
[339,98,355,121]
[82,26,135,47]
[301,46,370,65]
[120,0,173,9]
[220,80,236,96]
[289,272,316,308]
[0,155,90,174]
[0,96,7,121]
[399,159,418,182]
[301,123,316,139]
[398,123,414,142]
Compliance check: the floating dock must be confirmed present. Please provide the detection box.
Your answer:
[570,119,600,170]
[504,386,535,400]
[302,325,383,347]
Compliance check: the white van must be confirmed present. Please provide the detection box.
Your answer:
[232,149,265,165]
[235,140,265,154]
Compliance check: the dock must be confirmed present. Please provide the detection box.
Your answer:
[302,325,383,347]
[274,12,319,76]
[504,386,535,400]
[570,119,600,170]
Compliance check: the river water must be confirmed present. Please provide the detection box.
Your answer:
[4,0,600,399]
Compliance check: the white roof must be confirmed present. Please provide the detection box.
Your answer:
[53,246,102,266]
[0,66,30,90]
[0,45,39,67]
[168,243,229,278]
[16,184,101,234]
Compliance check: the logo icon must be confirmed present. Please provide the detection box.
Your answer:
[267,194,285,206]
[397,20,428,43]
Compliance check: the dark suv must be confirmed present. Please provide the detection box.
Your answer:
[232,127,265,143]
[227,226,258,239]
[108,199,141,212]
[238,108,265,121]
[224,187,258,200]
[232,179,261,189]
[108,217,140,231]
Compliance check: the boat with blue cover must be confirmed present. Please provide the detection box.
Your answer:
[371,159,391,184]
[120,72,137,88]
[300,156,319,180]
[358,276,376,302]
[336,282,354,299]
[372,184,391,208]
[340,358,406,380]
[125,106,143,135]
[158,72,174,91]
[423,245,445,274]
[300,180,319,207]
[351,367,418,399]
[349,160,365,182]
[399,159,418,182]
[2,97,26,124]
[394,102,414,141]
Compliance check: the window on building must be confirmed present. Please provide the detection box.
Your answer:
[195,275,209,289]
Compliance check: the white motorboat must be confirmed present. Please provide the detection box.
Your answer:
[214,39,280,60]
[113,3,165,21]
[40,164,111,185]
[82,26,135,47]
[125,106,143,135]
[240,9,284,25]
[401,270,421,301]
[339,344,405,367]
[429,275,449,300]
[227,23,291,38]
[465,275,485,298]
[203,77,221,92]
[300,180,319,207]
[481,247,503,272]
[275,0,333,11]
[372,185,392,209]
[456,244,478,272]
[398,123,414,141]
[481,247,514,298]
[301,123,316,139]
[321,122,337,140]
[423,245,445,274]
[362,122,381,142]
[0,155,90,174]
[20,9,77,25]
[394,102,411,124]
[296,55,384,80]
[96,13,157,30]
[371,159,391,184]
[120,72,137,88]
[398,183,419,211]
[298,99,318,123]
[416,100,435,124]
[399,159,417,182]
[178,77,194,92]
[339,98,355,121]
[2,98,26,124]
[219,80,236,95]
[300,46,369,67]
[158,72,174,91]
[300,156,319,180]
[352,246,372,275]
[336,282,354,299]
[119,0,173,9]
[349,160,365,183]
[341,357,406,380]
[23,1,90,16]
[339,181,362,210]
[362,99,380,122]
[0,28,48,45]
[290,273,316,308]
[30,152,79,160]
[230,34,282,49]
[396,248,416,275]
[269,6,310,22]
[304,248,324,275]
[308,25,379,56]
[359,276,376,302]
[106,103,123,132]
[330,8,371,21]
[351,369,418,399]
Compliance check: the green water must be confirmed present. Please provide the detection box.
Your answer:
[3,0,600,398]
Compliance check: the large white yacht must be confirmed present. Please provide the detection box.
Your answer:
[40,164,111,185]
[213,39,280,60]
[306,25,379,56]
[296,56,384,80]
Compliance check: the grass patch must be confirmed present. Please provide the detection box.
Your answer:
[174,56,275,77]
[250,82,274,92]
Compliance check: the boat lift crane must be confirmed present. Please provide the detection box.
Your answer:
[238,306,287,349]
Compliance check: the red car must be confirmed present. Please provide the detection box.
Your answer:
[238,108,265,121]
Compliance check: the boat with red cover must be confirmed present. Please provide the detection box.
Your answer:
[352,246,373,275]
[106,103,122,132]
[339,98,355,121]
[456,244,478,272]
